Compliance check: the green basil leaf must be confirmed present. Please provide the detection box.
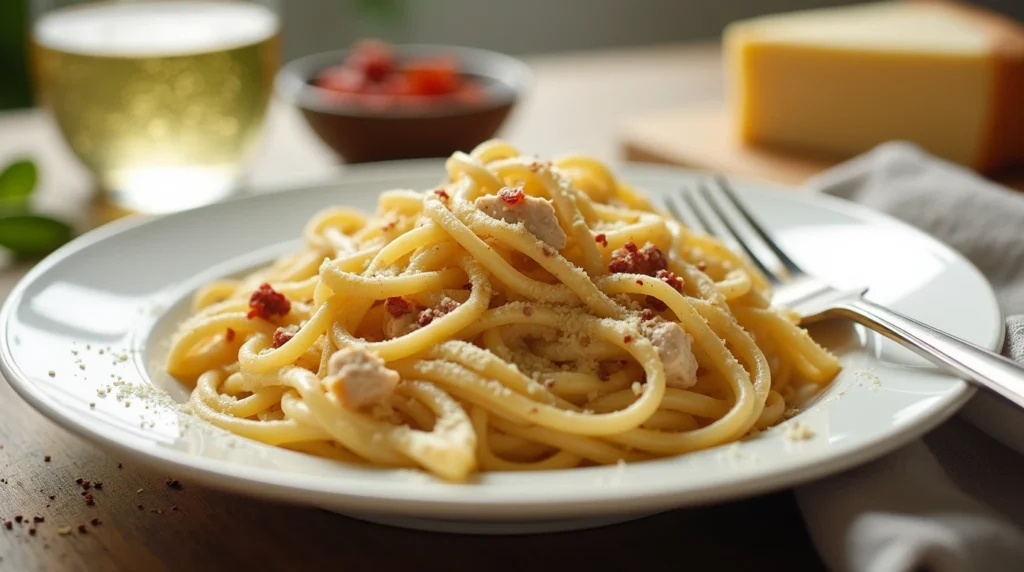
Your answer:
[0,213,73,257]
[0,160,38,208]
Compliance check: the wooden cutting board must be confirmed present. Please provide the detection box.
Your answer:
[620,102,1024,190]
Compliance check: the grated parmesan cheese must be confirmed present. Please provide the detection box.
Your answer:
[785,422,815,441]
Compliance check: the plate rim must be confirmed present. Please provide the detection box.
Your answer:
[0,161,1002,520]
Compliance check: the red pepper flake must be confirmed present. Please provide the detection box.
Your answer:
[640,309,655,321]
[597,363,611,381]
[43,455,51,462]
[225,328,236,342]
[14,515,22,523]
[434,189,450,201]
[624,335,633,343]
[529,162,542,173]
[543,379,555,389]
[90,517,102,526]
[28,527,36,536]
[77,524,87,534]
[646,296,668,312]
[247,283,291,321]
[635,279,644,286]
[523,306,534,316]
[696,262,707,272]
[498,186,525,204]
[84,492,94,506]
[81,480,91,490]
[272,327,295,349]
[656,269,683,292]
[462,282,472,290]
[165,478,183,490]
[608,242,667,276]
[3,521,11,530]
[595,233,608,247]
[542,246,554,257]
[385,296,413,318]
[382,220,397,232]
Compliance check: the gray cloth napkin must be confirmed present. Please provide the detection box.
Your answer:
[797,142,1024,572]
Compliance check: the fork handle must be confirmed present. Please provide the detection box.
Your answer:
[834,297,1024,409]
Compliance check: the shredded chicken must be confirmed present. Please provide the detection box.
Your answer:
[475,191,567,250]
[323,347,400,410]
[383,312,416,339]
[644,320,698,389]
[383,296,416,339]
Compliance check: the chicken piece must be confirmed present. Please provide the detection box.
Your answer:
[643,320,698,389]
[323,347,400,410]
[383,312,417,339]
[383,296,416,339]
[475,187,568,250]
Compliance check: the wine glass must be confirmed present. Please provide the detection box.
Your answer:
[31,0,281,213]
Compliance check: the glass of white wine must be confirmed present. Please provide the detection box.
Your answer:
[31,0,280,213]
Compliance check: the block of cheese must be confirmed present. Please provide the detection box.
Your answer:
[724,1,1024,172]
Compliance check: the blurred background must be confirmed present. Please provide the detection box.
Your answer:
[0,0,1022,241]
[4,0,1024,111]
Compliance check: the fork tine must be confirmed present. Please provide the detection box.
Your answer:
[711,176,802,278]
[681,187,734,250]
[681,182,782,285]
[664,192,705,233]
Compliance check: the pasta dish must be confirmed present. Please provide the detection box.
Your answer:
[166,140,840,481]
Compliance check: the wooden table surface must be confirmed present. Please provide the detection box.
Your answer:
[0,43,828,571]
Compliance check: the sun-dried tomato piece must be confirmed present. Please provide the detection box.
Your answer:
[247,284,291,320]
[385,296,413,317]
[498,186,525,204]
[646,296,668,312]
[656,269,683,292]
[272,327,296,348]
[608,242,667,276]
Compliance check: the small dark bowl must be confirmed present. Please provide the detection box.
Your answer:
[275,44,531,163]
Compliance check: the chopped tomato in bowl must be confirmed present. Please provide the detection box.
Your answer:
[311,40,487,110]
[275,39,530,162]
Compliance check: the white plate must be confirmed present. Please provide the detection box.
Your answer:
[0,161,1001,534]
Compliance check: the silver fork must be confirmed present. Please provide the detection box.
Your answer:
[666,176,1024,409]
